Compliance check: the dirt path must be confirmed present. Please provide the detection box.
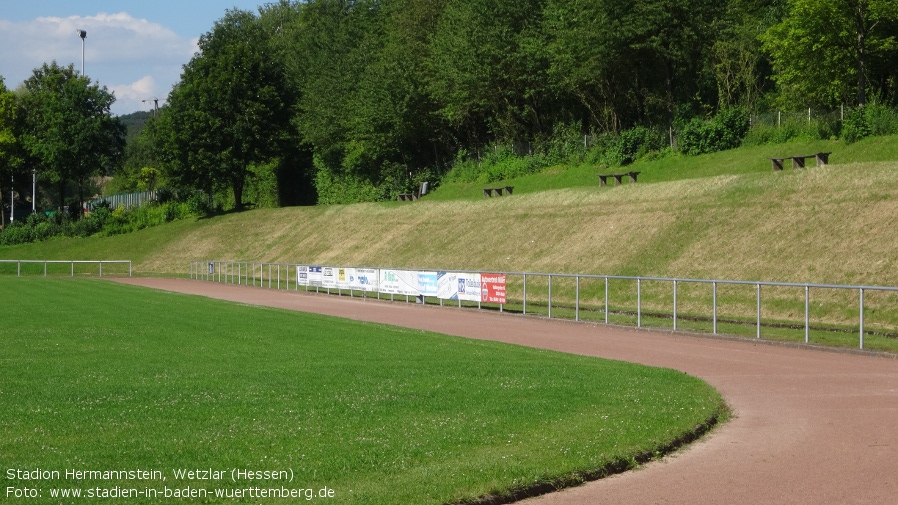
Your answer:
[112,278,898,504]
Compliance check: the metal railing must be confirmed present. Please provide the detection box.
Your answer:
[0,260,132,277]
[190,260,898,351]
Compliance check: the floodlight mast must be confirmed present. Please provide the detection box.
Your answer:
[76,29,87,75]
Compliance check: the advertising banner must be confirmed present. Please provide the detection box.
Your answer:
[349,268,379,292]
[437,271,482,301]
[380,270,420,296]
[437,271,458,299]
[456,273,482,302]
[480,273,507,304]
[322,267,338,289]
[336,268,352,290]
[308,266,323,287]
[417,271,439,297]
[296,265,309,286]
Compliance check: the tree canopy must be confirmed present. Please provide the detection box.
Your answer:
[159,8,297,209]
[18,62,125,214]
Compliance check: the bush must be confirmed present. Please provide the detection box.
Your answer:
[842,103,898,144]
[603,126,666,166]
[0,221,32,246]
[679,107,749,155]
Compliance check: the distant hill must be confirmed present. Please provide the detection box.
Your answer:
[117,110,153,142]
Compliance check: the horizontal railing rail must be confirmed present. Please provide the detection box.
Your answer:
[0,260,132,277]
[190,260,898,352]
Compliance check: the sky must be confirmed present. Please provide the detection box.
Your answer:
[0,1,267,116]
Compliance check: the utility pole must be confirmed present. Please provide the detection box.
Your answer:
[76,29,87,75]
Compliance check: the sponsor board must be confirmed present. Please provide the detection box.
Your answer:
[456,273,482,302]
[418,272,439,297]
[336,268,352,290]
[349,268,379,292]
[480,273,507,304]
[308,266,323,287]
[380,269,420,296]
[437,271,459,299]
[296,265,309,286]
[322,267,338,289]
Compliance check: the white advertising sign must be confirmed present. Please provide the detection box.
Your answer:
[322,266,338,289]
[349,268,379,292]
[380,269,421,296]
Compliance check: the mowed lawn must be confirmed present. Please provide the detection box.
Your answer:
[0,278,724,504]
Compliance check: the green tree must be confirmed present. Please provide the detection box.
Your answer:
[0,76,24,226]
[763,0,898,108]
[162,9,296,209]
[427,0,551,143]
[18,62,125,214]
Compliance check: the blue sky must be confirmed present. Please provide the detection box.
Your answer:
[1,1,266,115]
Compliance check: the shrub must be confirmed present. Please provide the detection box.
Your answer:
[842,103,898,144]
[603,126,665,166]
[679,107,749,155]
[0,221,32,246]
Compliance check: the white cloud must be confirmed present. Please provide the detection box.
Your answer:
[0,12,197,114]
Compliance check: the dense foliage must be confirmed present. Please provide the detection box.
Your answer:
[2,0,898,216]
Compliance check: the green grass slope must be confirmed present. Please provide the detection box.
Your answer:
[2,136,897,289]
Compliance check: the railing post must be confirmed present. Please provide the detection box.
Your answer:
[523,273,527,315]
[713,282,718,334]
[805,285,810,343]
[859,288,865,350]
[99,261,103,277]
[604,277,609,324]
[637,278,642,328]
[17,260,20,277]
[575,276,580,322]
[756,283,762,339]
[548,275,552,319]
[673,280,678,331]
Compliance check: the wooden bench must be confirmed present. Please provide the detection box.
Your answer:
[482,186,514,197]
[598,171,641,186]
[396,181,430,202]
[770,152,831,171]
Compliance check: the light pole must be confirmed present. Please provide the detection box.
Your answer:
[76,29,87,75]
[142,98,159,117]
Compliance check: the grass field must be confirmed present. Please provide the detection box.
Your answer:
[0,278,724,504]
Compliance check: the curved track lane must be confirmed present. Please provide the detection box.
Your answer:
[112,278,898,504]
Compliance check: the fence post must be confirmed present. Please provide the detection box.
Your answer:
[805,285,810,343]
[859,288,865,350]
[673,280,678,331]
[575,276,580,322]
[548,275,552,319]
[604,277,609,324]
[99,261,103,277]
[713,282,718,334]
[637,278,642,328]
[756,283,762,339]
[523,273,527,315]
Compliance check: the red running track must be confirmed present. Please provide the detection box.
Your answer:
[112,278,898,505]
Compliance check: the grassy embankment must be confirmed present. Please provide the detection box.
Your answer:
[0,278,724,504]
[2,135,898,349]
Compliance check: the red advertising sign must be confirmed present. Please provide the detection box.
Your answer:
[480,273,507,304]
